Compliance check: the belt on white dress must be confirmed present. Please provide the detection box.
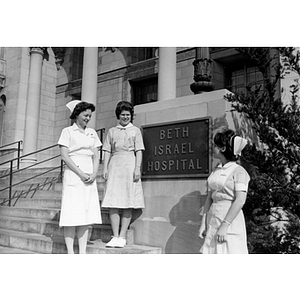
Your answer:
[112,151,134,156]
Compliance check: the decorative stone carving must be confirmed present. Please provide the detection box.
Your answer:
[0,75,5,89]
[190,47,214,94]
[104,47,116,53]
[0,58,6,89]
[193,58,212,82]
[30,47,47,55]
[52,47,67,70]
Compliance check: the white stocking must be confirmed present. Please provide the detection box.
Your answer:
[64,226,76,254]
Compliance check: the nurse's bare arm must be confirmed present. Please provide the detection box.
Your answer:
[199,191,213,238]
[88,146,100,183]
[222,190,247,224]
[215,191,247,241]
[102,151,111,181]
[133,150,142,182]
[60,146,90,182]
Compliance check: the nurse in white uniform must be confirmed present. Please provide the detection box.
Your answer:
[199,128,250,254]
[101,101,145,248]
[58,100,102,254]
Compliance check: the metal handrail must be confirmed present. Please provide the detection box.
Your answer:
[0,146,61,206]
[96,128,105,163]
[0,128,105,207]
[0,140,23,169]
[0,140,23,151]
[0,144,58,169]
[0,167,61,207]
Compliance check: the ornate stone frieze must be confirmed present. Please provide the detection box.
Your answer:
[177,48,196,62]
[127,59,157,74]
[97,67,127,83]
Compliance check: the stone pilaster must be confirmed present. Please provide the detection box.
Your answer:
[158,47,177,101]
[22,47,45,165]
[81,47,98,129]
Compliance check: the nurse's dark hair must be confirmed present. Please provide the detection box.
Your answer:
[213,128,237,161]
[115,101,134,120]
[70,101,95,120]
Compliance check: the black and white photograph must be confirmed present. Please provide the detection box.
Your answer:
[0,1,299,299]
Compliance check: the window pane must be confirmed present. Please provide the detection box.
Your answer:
[132,77,158,105]
[228,65,263,94]
[131,47,157,63]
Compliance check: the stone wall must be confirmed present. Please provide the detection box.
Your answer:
[132,90,234,253]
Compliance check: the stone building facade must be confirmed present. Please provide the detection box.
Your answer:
[0,47,298,253]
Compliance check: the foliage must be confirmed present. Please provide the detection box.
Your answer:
[225,47,300,253]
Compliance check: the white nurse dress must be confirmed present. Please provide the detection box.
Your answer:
[58,123,102,227]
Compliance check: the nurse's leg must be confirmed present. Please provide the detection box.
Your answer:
[64,226,76,254]
[119,208,132,239]
[77,225,89,254]
[109,208,120,237]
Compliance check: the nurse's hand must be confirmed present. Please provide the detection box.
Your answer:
[198,223,206,239]
[79,173,89,182]
[133,166,141,182]
[102,169,108,181]
[86,173,97,184]
[82,173,93,184]
[216,223,229,243]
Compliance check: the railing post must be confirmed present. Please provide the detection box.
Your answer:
[59,159,64,182]
[9,160,13,207]
[17,141,22,169]
[100,128,105,164]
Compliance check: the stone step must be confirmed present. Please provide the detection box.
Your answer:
[1,166,103,182]
[23,189,62,199]
[0,205,111,221]
[1,179,105,196]
[0,206,60,221]
[11,179,59,189]
[0,228,162,254]
[0,181,60,200]
[0,165,161,254]
[12,198,62,208]
[0,169,61,185]
[52,181,105,193]
[0,215,114,242]
[6,167,61,175]
[0,190,62,205]
[0,245,37,254]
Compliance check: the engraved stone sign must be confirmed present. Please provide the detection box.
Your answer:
[142,118,210,178]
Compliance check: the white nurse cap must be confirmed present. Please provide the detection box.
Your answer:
[66,100,81,113]
[231,136,248,156]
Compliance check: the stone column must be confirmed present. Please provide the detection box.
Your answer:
[190,47,214,94]
[158,47,177,101]
[81,47,98,129]
[22,47,45,165]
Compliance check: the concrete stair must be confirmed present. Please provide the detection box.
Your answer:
[0,245,37,254]
[0,166,162,254]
